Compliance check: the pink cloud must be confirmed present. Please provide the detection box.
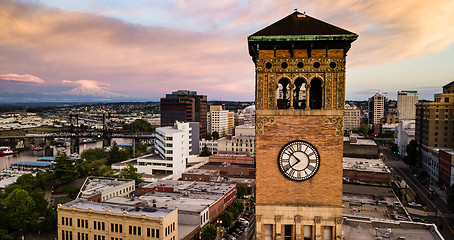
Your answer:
[0,73,45,84]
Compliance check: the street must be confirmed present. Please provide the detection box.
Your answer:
[381,147,454,239]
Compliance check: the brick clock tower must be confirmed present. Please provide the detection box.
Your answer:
[248,12,357,240]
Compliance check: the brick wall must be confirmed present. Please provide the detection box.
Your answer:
[256,115,343,206]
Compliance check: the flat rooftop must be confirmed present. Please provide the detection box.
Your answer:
[105,195,212,214]
[78,177,134,199]
[343,218,441,240]
[145,180,236,196]
[183,169,218,175]
[61,199,175,218]
[343,157,390,173]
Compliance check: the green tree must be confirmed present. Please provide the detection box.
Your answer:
[107,142,127,165]
[81,148,107,161]
[219,211,234,227]
[403,140,418,166]
[123,119,154,132]
[356,123,369,137]
[54,151,77,183]
[448,184,454,212]
[5,189,38,233]
[0,229,12,240]
[237,185,247,198]
[201,225,217,240]
[119,163,144,184]
[212,131,220,140]
[230,200,245,219]
[200,144,212,157]
[206,132,213,141]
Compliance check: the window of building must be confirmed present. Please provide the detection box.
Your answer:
[284,225,293,240]
[303,225,313,240]
[264,224,273,240]
[323,226,333,240]
[309,78,323,109]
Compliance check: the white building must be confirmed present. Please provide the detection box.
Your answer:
[199,139,218,154]
[77,177,135,202]
[369,92,386,125]
[395,120,415,157]
[113,121,191,180]
[209,105,229,135]
[344,104,361,131]
[397,91,418,120]
[217,124,256,155]
[421,148,439,185]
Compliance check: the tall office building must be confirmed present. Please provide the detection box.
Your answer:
[368,92,386,125]
[160,90,207,139]
[344,104,361,131]
[209,105,229,135]
[397,91,418,120]
[248,11,357,240]
[416,81,454,149]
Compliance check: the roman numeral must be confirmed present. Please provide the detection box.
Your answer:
[307,164,315,172]
[306,151,315,158]
[284,147,295,156]
[282,164,290,172]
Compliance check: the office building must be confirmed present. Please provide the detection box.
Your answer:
[416,81,454,149]
[58,199,177,240]
[209,105,229,135]
[344,104,361,131]
[397,90,418,120]
[77,177,135,202]
[160,90,207,139]
[368,92,386,125]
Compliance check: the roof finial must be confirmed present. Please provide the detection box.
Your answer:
[294,8,298,12]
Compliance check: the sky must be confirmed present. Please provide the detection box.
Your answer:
[1,0,454,103]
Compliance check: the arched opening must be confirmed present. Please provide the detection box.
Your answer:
[309,78,323,109]
[293,78,307,109]
[277,78,290,109]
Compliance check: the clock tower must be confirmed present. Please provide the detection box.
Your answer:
[248,12,357,240]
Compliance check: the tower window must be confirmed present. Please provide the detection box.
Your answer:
[277,78,291,109]
[284,225,293,240]
[293,78,307,109]
[265,62,272,69]
[297,62,304,68]
[309,78,323,109]
[329,62,336,68]
[313,62,320,68]
[281,62,288,69]
[303,226,313,240]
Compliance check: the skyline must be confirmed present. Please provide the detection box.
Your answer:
[1,0,454,102]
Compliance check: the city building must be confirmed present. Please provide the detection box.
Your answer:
[344,104,361,131]
[228,111,234,135]
[209,105,229,135]
[58,199,178,240]
[217,125,255,155]
[369,92,386,125]
[113,122,192,180]
[395,120,415,157]
[421,147,439,185]
[416,81,454,149]
[198,139,217,155]
[209,154,255,165]
[77,177,135,202]
[397,90,418,120]
[343,157,391,183]
[160,90,207,139]
[181,169,220,182]
[343,134,379,159]
[140,180,236,222]
[201,161,256,177]
[248,11,357,240]
[439,149,454,189]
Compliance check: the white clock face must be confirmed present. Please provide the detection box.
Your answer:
[278,140,320,181]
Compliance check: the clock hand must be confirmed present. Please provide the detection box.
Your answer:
[289,154,301,168]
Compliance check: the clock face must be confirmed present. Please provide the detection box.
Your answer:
[278,140,320,181]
